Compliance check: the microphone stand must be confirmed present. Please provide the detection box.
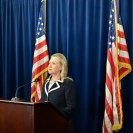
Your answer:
[11,79,39,101]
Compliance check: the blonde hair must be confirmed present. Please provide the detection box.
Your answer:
[51,53,68,81]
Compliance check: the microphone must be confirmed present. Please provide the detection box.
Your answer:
[11,79,39,101]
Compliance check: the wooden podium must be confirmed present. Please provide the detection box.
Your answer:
[0,100,69,133]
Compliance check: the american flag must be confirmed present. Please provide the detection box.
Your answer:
[102,0,132,133]
[31,1,49,102]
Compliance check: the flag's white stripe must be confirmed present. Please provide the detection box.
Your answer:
[104,111,113,133]
[102,125,104,133]
[118,37,126,46]
[31,83,34,88]
[105,84,113,109]
[34,45,48,57]
[36,82,41,100]
[119,50,129,59]
[35,35,46,45]
[117,23,124,32]
[32,55,49,72]
[107,59,113,81]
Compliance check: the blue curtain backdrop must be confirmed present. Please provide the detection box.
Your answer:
[0,0,133,133]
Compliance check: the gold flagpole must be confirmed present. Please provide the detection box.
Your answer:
[43,0,48,82]
[44,0,46,33]
[113,0,122,131]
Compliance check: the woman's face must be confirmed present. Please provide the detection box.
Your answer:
[48,56,62,75]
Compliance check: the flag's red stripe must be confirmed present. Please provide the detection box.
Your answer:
[107,50,115,81]
[114,41,127,52]
[104,120,109,133]
[35,91,39,102]
[31,97,35,102]
[119,68,128,77]
[33,50,48,64]
[36,40,47,50]
[31,84,36,102]
[118,56,130,64]
[31,84,36,94]
[106,74,113,95]
[32,61,49,79]
[118,43,128,51]
[118,30,125,38]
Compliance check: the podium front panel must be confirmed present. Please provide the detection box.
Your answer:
[0,100,34,133]
[0,100,69,133]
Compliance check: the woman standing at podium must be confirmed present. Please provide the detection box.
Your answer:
[40,53,76,118]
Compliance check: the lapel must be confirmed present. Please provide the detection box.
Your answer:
[44,76,63,97]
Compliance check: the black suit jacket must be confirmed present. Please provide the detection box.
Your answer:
[40,76,76,118]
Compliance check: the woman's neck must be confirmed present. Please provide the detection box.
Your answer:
[51,74,61,82]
